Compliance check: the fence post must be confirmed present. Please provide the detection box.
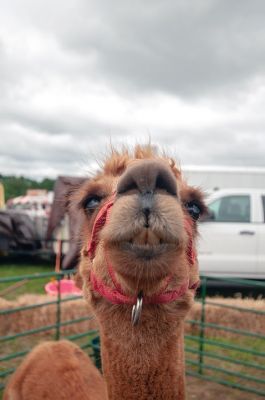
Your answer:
[55,275,62,340]
[198,276,207,374]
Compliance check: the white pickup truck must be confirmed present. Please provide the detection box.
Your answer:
[198,189,265,280]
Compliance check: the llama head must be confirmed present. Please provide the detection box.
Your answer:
[74,145,207,315]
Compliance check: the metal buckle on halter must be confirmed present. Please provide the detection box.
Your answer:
[131,291,143,326]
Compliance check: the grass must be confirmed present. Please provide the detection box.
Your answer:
[0,258,55,298]
[185,335,265,395]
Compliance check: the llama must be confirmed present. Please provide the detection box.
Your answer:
[4,145,206,400]
[3,340,107,400]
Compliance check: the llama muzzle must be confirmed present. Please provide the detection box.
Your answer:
[86,193,199,325]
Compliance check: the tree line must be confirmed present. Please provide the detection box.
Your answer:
[0,175,55,201]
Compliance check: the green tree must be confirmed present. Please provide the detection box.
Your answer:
[0,176,55,201]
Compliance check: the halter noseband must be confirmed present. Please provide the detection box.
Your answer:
[86,194,199,324]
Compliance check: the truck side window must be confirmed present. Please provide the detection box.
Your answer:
[262,196,265,222]
[208,195,250,223]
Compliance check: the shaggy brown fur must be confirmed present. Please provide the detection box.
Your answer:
[77,145,206,399]
[4,145,206,400]
[3,340,107,400]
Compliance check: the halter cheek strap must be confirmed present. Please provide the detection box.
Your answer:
[86,195,199,307]
[87,194,115,260]
[184,217,197,265]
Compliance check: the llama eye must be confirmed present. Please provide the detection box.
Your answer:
[186,201,202,221]
[83,196,102,212]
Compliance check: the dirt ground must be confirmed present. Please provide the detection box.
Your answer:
[187,377,264,400]
[1,376,264,400]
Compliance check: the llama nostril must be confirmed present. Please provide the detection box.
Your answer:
[155,171,177,196]
[117,160,177,196]
[117,179,138,194]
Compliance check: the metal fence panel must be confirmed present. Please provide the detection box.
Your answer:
[0,272,264,396]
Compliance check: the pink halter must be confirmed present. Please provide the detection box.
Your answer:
[87,194,199,306]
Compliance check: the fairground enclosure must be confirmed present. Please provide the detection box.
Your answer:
[0,262,264,399]
[0,177,265,398]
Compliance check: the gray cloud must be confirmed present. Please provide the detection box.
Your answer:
[0,0,265,179]
[58,0,265,96]
[3,0,265,97]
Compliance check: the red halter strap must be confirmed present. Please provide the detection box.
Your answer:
[184,217,197,266]
[87,194,115,260]
[87,194,199,306]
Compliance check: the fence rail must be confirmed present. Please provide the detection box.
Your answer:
[186,276,265,397]
[0,271,264,396]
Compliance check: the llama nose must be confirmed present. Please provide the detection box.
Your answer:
[117,160,177,196]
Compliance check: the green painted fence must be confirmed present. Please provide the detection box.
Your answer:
[185,276,265,397]
[0,271,264,397]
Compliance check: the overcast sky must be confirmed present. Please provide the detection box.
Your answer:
[1,0,265,179]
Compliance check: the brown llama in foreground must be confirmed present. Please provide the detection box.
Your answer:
[4,145,206,400]
[3,340,107,400]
